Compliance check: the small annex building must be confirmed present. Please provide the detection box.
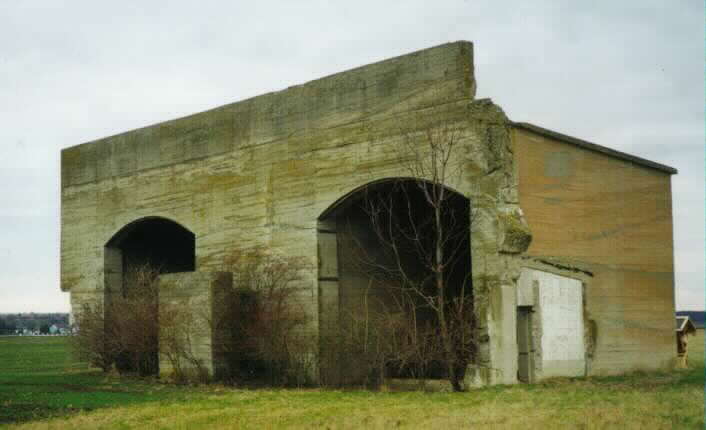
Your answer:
[676,311,705,331]
[61,41,678,386]
[675,316,697,368]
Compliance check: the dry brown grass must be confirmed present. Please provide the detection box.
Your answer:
[7,373,703,429]
[4,332,703,429]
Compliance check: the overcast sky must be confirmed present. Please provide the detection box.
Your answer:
[0,1,703,313]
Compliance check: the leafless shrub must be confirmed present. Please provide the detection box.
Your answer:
[223,247,314,386]
[321,280,453,389]
[159,297,210,383]
[107,264,161,376]
[72,264,204,380]
[69,265,160,375]
[71,301,115,372]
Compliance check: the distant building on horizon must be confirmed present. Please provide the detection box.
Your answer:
[676,311,705,330]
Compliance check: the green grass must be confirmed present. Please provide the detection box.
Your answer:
[0,337,193,425]
[0,334,703,429]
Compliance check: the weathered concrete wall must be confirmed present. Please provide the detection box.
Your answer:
[484,283,518,385]
[512,126,676,374]
[61,41,479,298]
[60,41,527,386]
[158,271,232,379]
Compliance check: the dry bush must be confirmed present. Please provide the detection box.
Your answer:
[71,301,115,372]
[72,264,203,379]
[108,264,161,376]
[223,247,314,386]
[159,297,210,383]
[73,254,313,386]
[70,265,159,375]
[322,281,462,389]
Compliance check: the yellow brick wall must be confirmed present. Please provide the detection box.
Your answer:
[512,126,676,374]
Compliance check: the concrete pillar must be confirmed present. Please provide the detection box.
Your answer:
[487,283,519,385]
[158,271,233,380]
[317,218,341,385]
[103,246,123,303]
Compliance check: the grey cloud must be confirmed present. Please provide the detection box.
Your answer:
[0,1,702,312]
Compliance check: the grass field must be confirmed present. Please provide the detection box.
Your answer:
[1,334,703,429]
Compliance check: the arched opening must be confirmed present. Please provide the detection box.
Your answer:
[106,217,195,276]
[318,178,473,386]
[104,217,196,375]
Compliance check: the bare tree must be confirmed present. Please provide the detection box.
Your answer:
[339,123,476,391]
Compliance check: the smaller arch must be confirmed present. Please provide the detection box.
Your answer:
[106,216,194,248]
[105,216,195,275]
[103,216,196,377]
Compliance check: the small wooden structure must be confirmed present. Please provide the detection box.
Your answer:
[676,316,696,368]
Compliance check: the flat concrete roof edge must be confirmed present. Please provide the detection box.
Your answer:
[61,41,473,153]
[512,122,678,175]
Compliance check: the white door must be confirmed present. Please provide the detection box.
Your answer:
[518,268,585,379]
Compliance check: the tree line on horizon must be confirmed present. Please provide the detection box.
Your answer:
[0,313,69,335]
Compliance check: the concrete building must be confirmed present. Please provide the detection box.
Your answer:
[60,41,677,386]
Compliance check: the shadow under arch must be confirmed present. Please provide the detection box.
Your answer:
[317,177,473,386]
[318,177,467,221]
[105,216,196,281]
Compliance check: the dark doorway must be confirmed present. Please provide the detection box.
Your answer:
[517,306,534,383]
[318,179,473,384]
[107,217,195,278]
[104,217,196,375]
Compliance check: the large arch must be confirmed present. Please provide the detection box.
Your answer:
[318,177,467,221]
[317,178,473,386]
